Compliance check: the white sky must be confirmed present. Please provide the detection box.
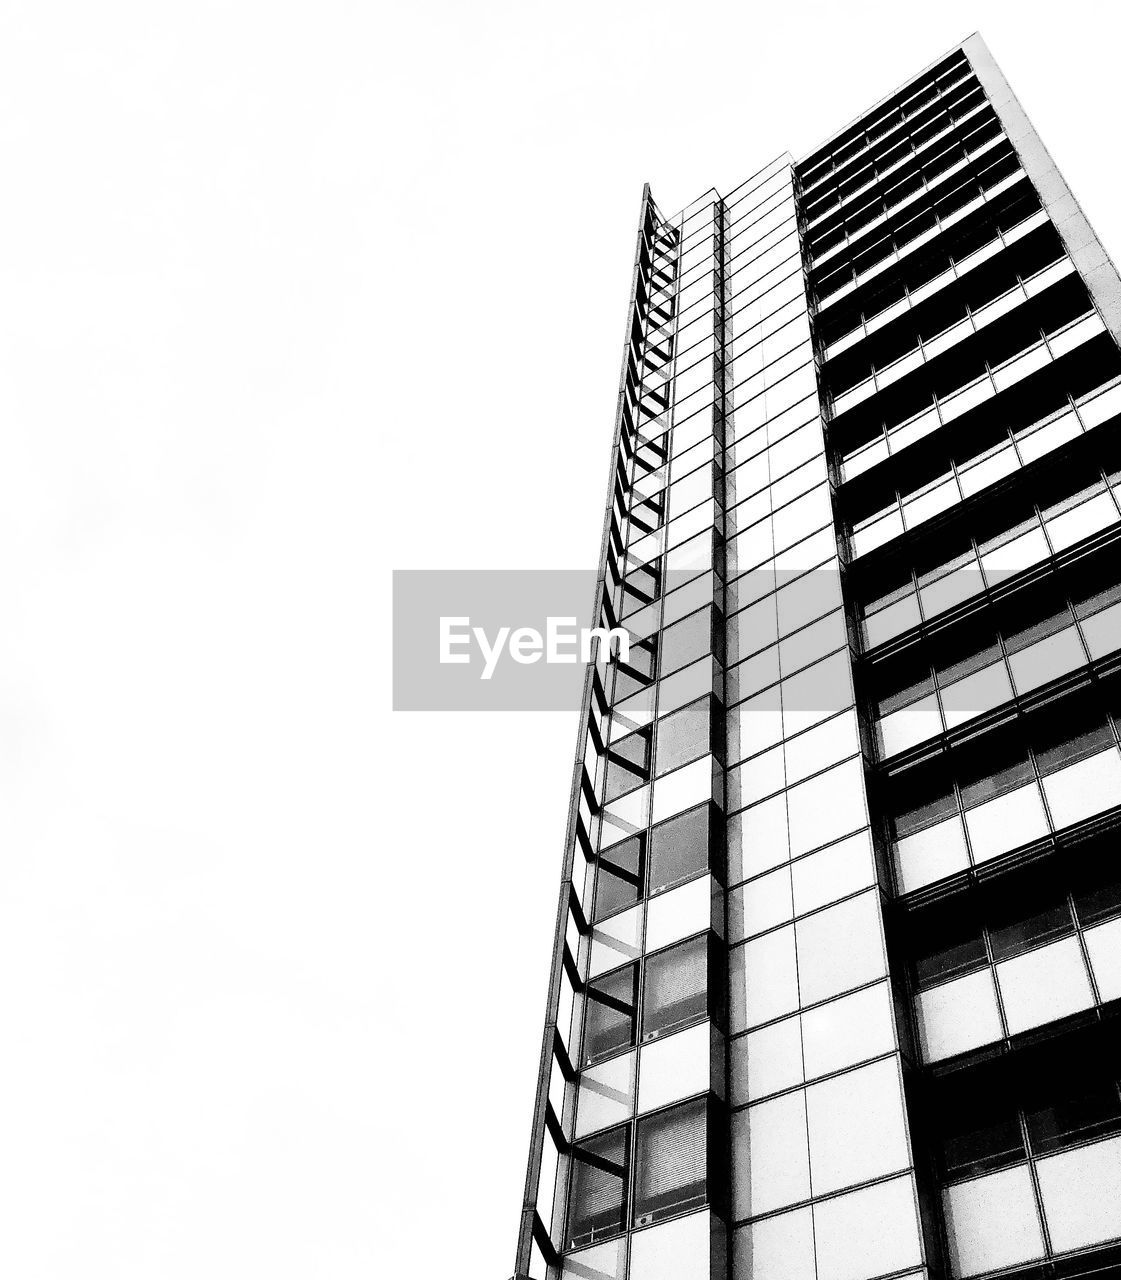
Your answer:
[0,2,1118,1276]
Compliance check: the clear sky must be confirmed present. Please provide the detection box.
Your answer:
[0,2,1118,1276]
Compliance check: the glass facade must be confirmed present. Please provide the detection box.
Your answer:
[511,34,1121,1280]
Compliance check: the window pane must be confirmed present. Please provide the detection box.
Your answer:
[604,730,651,801]
[913,905,986,987]
[594,837,644,922]
[659,608,714,678]
[940,1101,1026,1178]
[633,1098,707,1225]
[805,1057,911,1196]
[958,747,1033,808]
[656,698,712,776]
[1034,718,1114,775]
[786,758,868,857]
[813,1175,924,1280]
[989,893,1074,962]
[891,767,957,838]
[583,965,638,1065]
[943,1166,1045,1276]
[568,1126,630,1248]
[648,805,712,894]
[1073,859,1121,927]
[1026,1082,1121,1156]
[642,934,708,1040]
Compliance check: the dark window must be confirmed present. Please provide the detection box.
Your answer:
[567,1127,630,1248]
[633,1098,707,1225]
[913,904,986,988]
[935,639,1001,689]
[890,763,957,839]
[958,747,1033,809]
[876,664,934,718]
[648,806,711,894]
[988,890,1074,962]
[642,935,708,1040]
[583,966,638,1066]
[656,698,712,776]
[940,1101,1025,1180]
[1025,1081,1121,1156]
[593,838,644,922]
[659,608,712,678]
[1073,860,1121,928]
[1034,718,1115,776]
[1002,606,1072,656]
[1074,579,1121,621]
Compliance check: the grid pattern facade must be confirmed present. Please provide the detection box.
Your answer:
[511,34,1121,1280]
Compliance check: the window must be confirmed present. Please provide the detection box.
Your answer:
[1073,861,1121,928]
[1033,717,1114,776]
[891,764,958,839]
[877,665,935,718]
[612,635,657,701]
[1024,1079,1121,1155]
[604,730,651,802]
[633,1098,708,1226]
[659,607,714,678]
[648,805,712,894]
[567,1126,630,1248]
[623,558,661,612]
[958,745,1032,809]
[642,935,709,1040]
[988,885,1074,962]
[583,965,638,1066]
[655,697,713,776]
[593,837,644,922]
[939,1096,1025,1179]
[913,903,986,987]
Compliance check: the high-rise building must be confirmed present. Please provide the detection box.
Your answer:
[510,33,1121,1280]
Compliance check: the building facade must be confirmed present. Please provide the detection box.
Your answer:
[511,34,1121,1280]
